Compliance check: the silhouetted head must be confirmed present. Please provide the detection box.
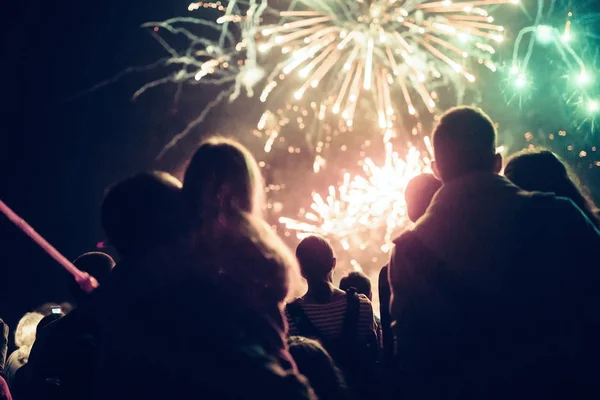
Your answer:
[405,173,442,222]
[505,148,600,227]
[295,236,336,283]
[432,107,502,182]
[339,271,372,300]
[183,137,264,224]
[36,313,64,335]
[101,171,183,259]
[68,252,115,304]
[13,312,44,364]
[288,336,347,400]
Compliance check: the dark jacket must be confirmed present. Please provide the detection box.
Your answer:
[14,309,99,400]
[388,173,600,399]
[92,277,314,400]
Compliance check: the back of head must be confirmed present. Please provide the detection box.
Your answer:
[68,252,115,303]
[339,271,372,300]
[432,106,498,181]
[183,137,264,223]
[288,336,346,400]
[505,148,600,226]
[14,312,44,349]
[101,171,183,259]
[405,173,442,222]
[295,236,335,282]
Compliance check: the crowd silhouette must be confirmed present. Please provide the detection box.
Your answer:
[1,106,599,400]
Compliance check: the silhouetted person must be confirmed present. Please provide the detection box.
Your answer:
[0,319,11,400]
[101,171,184,263]
[404,173,442,223]
[339,271,382,348]
[4,312,43,386]
[93,147,313,400]
[388,106,600,399]
[339,271,372,300]
[505,148,600,227]
[287,236,377,399]
[0,319,8,376]
[182,137,304,367]
[379,173,441,395]
[16,253,114,400]
[288,336,349,400]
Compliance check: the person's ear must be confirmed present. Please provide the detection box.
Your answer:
[432,160,442,181]
[493,153,503,174]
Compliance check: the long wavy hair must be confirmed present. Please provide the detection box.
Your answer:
[505,148,600,227]
[182,137,303,302]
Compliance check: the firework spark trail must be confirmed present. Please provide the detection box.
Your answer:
[279,141,432,265]
[256,0,519,134]
[157,88,235,159]
[508,1,598,128]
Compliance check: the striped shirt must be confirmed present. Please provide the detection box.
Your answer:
[286,294,376,341]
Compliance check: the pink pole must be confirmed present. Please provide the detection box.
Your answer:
[0,200,98,291]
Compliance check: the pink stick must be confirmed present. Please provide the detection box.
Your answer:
[0,200,87,280]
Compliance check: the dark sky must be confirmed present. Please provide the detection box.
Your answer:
[1,0,193,328]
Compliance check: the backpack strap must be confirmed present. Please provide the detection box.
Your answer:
[340,288,361,345]
[286,302,326,342]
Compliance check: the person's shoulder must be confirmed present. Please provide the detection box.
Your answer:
[529,192,595,224]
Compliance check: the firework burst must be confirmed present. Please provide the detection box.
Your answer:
[279,140,433,266]
[257,0,519,137]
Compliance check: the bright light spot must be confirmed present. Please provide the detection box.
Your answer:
[536,25,554,44]
[510,65,519,75]
[576,71,592,86]
[562,32,572,42]
[588,100,599,113]
[242,66,264,87]
[457,33,471,42]
[514,74,528,89]
[294,90,304,100]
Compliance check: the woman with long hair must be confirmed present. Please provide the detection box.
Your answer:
[505,148,600,227]
[182,137,303,365]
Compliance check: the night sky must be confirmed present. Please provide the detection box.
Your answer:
[1,1,599,329]
[1,0,197,328]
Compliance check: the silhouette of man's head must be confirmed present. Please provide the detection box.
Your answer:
[68,252,115,304]
[101,171,183,259]
[432,107,501,182]
[183,137,264,221]
[339,271,372,300]
[295,236,336,282]
[405,173,442,222]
